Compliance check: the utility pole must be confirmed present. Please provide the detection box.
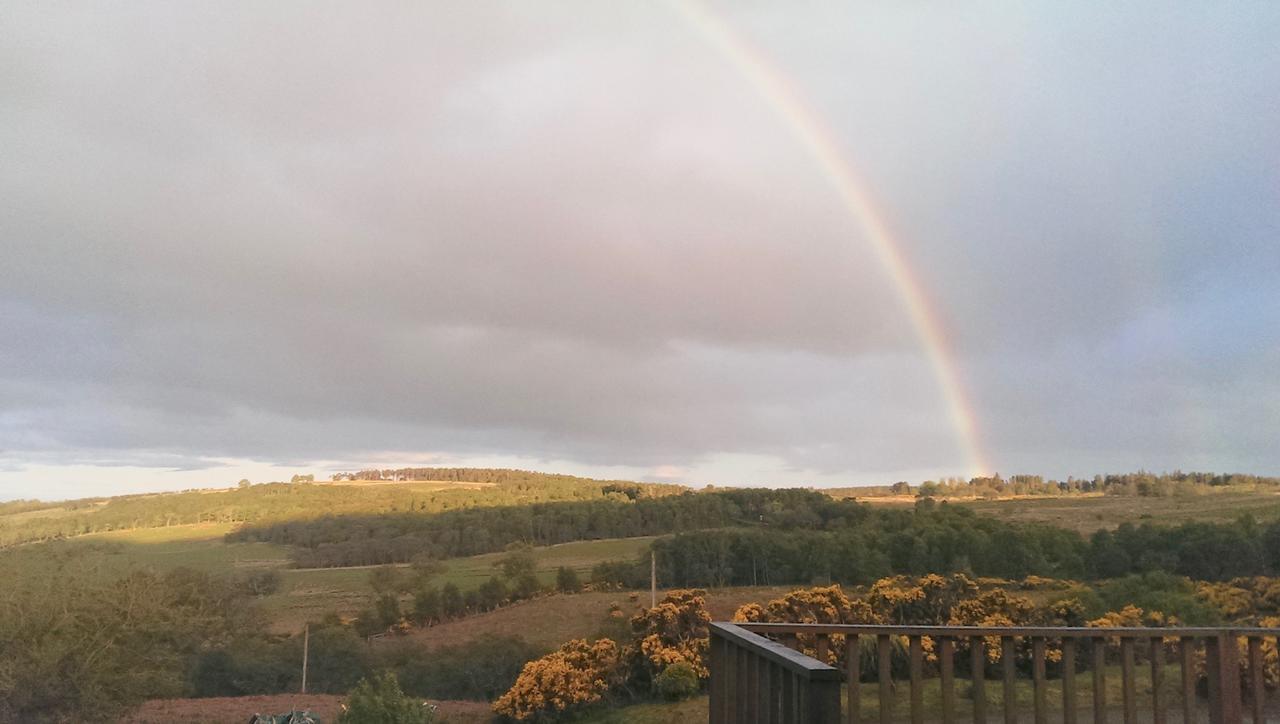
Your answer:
[650,550,657,609]
[300,623,309,694]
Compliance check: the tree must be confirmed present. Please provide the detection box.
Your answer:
[368,565,403,594]
[477,577,508,611]
[412,587,441,625]
[238,479,251,489]
[556,566,582,593]
[496,545,537,580]
[340,672,433,724]
[375,593,403,629]
[441,583,464,618]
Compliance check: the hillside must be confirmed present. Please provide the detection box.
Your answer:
[8,470,1280,722]
[0,468,686,547]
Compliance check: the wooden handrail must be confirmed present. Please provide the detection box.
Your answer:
[738,623,1280,638]
[709,623,1280,724]
[711,622,842,679]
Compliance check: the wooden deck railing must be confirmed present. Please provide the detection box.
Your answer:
[708,623,1280,724]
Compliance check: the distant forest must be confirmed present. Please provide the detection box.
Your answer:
[0,469,684,547]
[5,468,1278,549]
[229,489,1280,583]
[834,470,1280,499]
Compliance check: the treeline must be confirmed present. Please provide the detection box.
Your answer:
[0,470,682,548]
[230,489,878,567]
[591,506,1280,587]
[838,470,1280,500]
[329,466,678,492]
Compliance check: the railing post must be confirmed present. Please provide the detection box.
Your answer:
[810,675,842,723]
[710,628,724,724]
[1206,632,1242,724]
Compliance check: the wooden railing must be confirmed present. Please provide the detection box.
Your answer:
[708,623,1280,724]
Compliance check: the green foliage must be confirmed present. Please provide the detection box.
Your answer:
[0,560,255,721]
[0,468,684,548]
[902,471,1280,500]
[411,586,442,625]
[557,565,582,592]
[653,661,699,700]
[368,564,404,594]
[441,582,464,618]
[241,568,283,597]
[339,672,433,724]
[386,634,544,701]
[497,545,537,580]
[1093,572,1220,624]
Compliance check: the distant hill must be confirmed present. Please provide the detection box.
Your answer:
[0,468,687,547]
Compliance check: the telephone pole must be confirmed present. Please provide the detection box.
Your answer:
[650,550,657,608]
[300,623,309,694]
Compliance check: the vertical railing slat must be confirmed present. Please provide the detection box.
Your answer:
[941,637,956,724]
[972,636,987,724]
[1248,636,1264,724]
[1032,637,1047,724]
[1121,637,1137,724]
[1206,632,1242,724]
[847,635,861,724]
[817,634,829,665]
[1150,637,1165,724]
[746,648,758,724]
[769,661,781,724]
[739,645,751,724]
[878,634,893,724]
[709,630,724,724]
[1003,636,1018,724]
[1181,637,1196,724]
[778,665,788,724]
[910,635,924,724]
[1063,638,1078,724]
[795,671,805,724]
[732,644,742,724]
[1093,637,1108,724]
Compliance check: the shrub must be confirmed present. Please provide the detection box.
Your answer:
[339,672,433,723]
[654,661,699,700]
[556,566,582,593]
[388,634,543,701]
[492,639,624,721]
[241,569,283,597]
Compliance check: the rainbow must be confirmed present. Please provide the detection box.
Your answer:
[670,0,991,478]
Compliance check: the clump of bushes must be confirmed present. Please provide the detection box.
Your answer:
[493,589,712,721]
[340,672,434,723]
[654,661,699,700]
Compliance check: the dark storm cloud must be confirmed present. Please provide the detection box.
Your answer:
[1,1,1277,497]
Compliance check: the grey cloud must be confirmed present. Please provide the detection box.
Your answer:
[1,1,1277,496]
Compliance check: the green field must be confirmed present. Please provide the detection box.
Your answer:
[845,487,1280,534]
[0,522,659,633]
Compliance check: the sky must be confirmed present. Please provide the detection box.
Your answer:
[1,2,1278,501]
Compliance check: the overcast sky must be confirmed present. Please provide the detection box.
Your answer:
[2,2,1278,500]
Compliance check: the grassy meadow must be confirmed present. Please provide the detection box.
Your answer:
[841,486,1280,533]
[0,521,660,634]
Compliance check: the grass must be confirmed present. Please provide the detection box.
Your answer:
[387,586,795,651]
[840,487,1280,534]
[245,536,659,633]
[962,489,1280,534]
[585,661,1196,722]
[0,523,665,633]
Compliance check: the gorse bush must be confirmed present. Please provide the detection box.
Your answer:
[492,638,625,721]
[493,589,712,721]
